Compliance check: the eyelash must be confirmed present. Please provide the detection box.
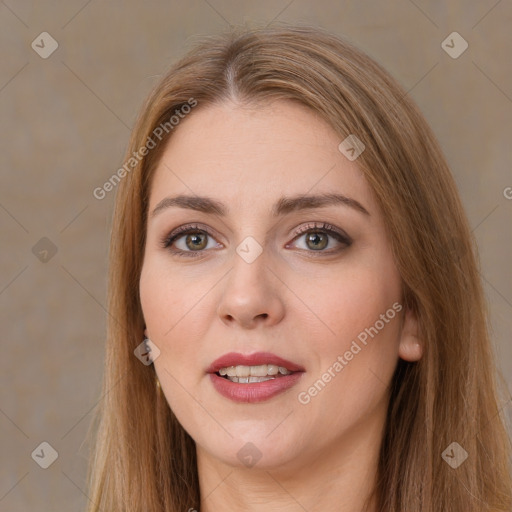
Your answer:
[159,222,352,258]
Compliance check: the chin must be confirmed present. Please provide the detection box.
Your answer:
[202,429,305,471]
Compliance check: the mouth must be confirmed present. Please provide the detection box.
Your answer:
[206,352,305,403]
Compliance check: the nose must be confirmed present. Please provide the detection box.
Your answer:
[216,248,285,329]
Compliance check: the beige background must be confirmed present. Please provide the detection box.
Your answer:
[0,1,511,510]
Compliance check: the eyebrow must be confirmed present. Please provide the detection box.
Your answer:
[150,192,370,219]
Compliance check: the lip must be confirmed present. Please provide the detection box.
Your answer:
[206,351,305,374]
[209,372,304,403]
[206,351,305,404]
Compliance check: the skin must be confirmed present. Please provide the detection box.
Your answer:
[139,99,423,512]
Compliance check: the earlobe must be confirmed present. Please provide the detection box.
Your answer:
[399,339,423,362]
[398,307,423,362]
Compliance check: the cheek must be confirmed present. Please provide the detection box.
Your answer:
[302,266,400,345]
[139,256,195,337]
[294,258,402,405]
[139,257,213,373]
[139,265,168,335]
[294,270,402,431]
[140,261,203,414]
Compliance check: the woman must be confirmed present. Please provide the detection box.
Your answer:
[85,24,511,511]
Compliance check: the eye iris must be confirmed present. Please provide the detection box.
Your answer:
[186,232,207,250]
[306,232,328,250]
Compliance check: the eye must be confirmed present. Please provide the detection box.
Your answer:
[160,223,221,257]
[160,221,352,258]
[287,222,352,253]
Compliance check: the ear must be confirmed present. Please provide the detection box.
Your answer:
[398,307,423,362]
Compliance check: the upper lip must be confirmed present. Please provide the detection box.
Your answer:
[206,352,305,374]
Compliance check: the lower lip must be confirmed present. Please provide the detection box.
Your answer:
[209,372,304,403]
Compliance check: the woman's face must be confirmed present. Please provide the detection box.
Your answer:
[139,99,421,470]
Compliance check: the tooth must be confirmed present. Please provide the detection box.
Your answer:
[238,376,249,383]
[250,364,268,376]
[235,365,250,377]
[279,367,291,375]
[267,365,279,375]
[226,366,237,377]
[219,368,228,376]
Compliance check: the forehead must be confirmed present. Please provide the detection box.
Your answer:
[148,99,372,214]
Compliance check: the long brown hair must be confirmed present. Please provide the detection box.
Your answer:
[85,23,512,511]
